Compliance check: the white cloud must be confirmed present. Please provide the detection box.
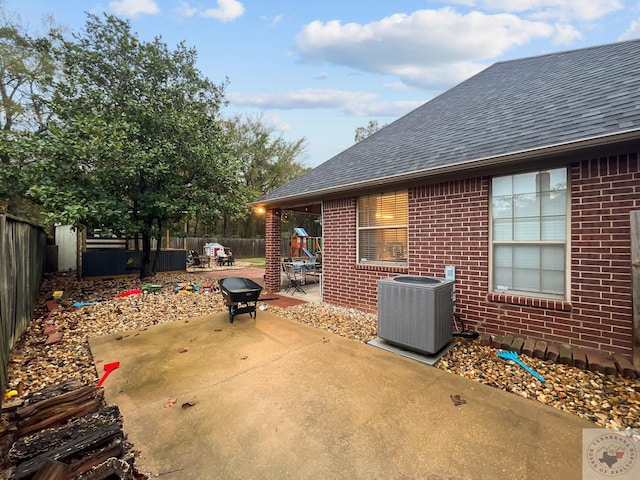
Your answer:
[227,89,419,117]
[109,0,160,16]
[449,0,622,22]
[201,0,245,22]
[619,17,640,40]
[551,22,583,44]
[260,14,283,25]
[175,2,197,17]
[296,8,556,89]
[262,113,291,131]
[383,82,412,91]
[345,100,424,117]
[228,89,378,110]
[261,14,283,26]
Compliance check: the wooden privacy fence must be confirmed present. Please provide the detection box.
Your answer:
[631,211,640,369]
[142,236,319,259]
[0,214,46,400]
[88,236,313,262]
[139,237,266,259]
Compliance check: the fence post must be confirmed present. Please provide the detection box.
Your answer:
[631,211,640,369]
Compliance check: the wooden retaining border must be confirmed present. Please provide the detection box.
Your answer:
[1,381,138,480]
[480,333,639,379]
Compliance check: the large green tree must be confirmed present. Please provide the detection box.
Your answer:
[223,114,309,237]
[29,14,242,277]
[0,12,56,218]
[354,119,387,143]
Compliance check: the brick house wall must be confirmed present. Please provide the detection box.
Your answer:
[265,151,639,358]
[568,154,639,355]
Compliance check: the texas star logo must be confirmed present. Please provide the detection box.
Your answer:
[587,432,637,477]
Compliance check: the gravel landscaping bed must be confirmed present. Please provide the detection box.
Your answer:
[270,303,640,431]
[4,271,640,433]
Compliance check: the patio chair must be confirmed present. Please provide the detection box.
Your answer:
[284,264,306,295]
[303,263,320,283]
[187,250,202,269]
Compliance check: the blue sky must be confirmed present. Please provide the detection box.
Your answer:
[3,1,640,167]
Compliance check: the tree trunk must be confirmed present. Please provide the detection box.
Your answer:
[139,232,153,279]
[152,218,163,274]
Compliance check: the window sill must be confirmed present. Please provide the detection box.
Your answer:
[486,293,572,311]
[356,264,409,274]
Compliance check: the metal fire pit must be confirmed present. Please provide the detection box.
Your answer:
[218,277,263,323]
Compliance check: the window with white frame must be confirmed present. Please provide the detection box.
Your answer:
[357,191,408,266]
[491,168,567,298]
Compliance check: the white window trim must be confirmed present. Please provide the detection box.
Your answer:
[488,167,571,301]
[356,191,408,267]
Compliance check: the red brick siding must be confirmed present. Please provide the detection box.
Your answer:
[264,209,281,293]
[321,198,409,311]
[410,178,489,332]
[322,198,361,309]
[568,153,640,355]
[314,151,640,357]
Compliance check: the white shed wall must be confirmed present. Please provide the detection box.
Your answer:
[55,225,77,271]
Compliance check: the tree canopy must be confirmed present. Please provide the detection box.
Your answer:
[221,114,310,237]
[354,119,387,143]
[0,12,57,217]
[29,14,242,276]
[227,115,308,197]
[1,11,312,266]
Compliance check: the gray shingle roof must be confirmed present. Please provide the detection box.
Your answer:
[258,39,640,204]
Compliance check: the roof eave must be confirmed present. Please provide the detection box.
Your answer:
[252,129,640,208]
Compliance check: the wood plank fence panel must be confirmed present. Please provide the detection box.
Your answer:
[0,214,46,400]
[140,237,266,259]
[631,211,640,369]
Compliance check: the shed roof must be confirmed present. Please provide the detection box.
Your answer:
[258,39,640,206]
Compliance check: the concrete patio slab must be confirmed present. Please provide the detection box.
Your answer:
[89,310,593,480]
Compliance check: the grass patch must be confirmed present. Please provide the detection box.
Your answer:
[241,257,266,267]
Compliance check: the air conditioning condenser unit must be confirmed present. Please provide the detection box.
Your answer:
[377,276,454,355]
